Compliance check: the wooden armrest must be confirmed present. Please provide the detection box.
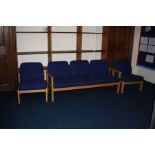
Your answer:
[47,72,54,87]
[47,71,53,78]
[113,69,122,78]
[109,67,115,76]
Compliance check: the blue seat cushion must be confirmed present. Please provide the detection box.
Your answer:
[54,77,93,88]
[90,60,109,77]
[54,77,76,88]
[72,76,95,86]
[70,60,90,77]
[122,74,144,82]
[20,62,44,81]
[53,75,120,88]
[18,80,46,90]
[48,61,70,78]
[91,76,120,84]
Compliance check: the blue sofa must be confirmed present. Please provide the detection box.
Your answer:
[47,60,121,102]
[113,60,144,93]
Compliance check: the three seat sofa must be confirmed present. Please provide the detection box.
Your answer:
[47,60,121,102]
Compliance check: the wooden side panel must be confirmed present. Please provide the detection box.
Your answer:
[107,26,135,67]
[0,26,18,91]
[101,26,109,60]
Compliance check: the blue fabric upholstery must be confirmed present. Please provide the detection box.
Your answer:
[54,76,120,88]
[48,61,70,78]
[122,74,144,82]
[70,60,90,77]
[91,76,120,84]
[90,60,109,77]
[20,62,44,82]
[54,77,76,88]
[48,60,120,89]
[18,80,46,90]
[114,60,144,82]
[114,60,132,75]
[18,62,46,90]
[54,76,93,88]
[72,76,95,86]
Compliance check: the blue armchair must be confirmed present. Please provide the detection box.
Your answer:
[113,60,144,93]
[17,62,48,104]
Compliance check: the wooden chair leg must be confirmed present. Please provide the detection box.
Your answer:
[51,89,54,103]
[17,91,20,104]
[140,81,143,91]
[121,82,124,94]
[45,89,48,102]
[116,83,120,93]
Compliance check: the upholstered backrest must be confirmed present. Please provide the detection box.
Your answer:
[48,61,70,78]
[90,60,109,77]
[114,60,132,74]
[70,60,90,77]
[20,62,44,81]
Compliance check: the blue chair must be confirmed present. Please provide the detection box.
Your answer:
[17,62,48,104]
[113,60,144,93]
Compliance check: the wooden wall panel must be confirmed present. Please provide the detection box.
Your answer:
[107,26,135,66]
[0,27,18,91]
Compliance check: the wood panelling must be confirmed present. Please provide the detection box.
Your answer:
[17,50,103,55]
[16,26,135,67]
[107,26,135,66]
[0,26,18,91]
[101,26,109,60]
[76,26,82,60]
[48,26,52,62]
[18,51,48,55]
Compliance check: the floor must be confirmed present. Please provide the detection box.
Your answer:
[0,81,155,129]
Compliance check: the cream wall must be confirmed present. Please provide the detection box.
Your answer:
[131,26,155,84]
[16,26,48,66]
[16,26,103,67]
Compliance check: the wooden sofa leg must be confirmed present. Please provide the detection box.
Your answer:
[51,89,54,103]
[121,82,124,94]
[17,90,21,104]
[140,81,143,91]
[45,89,48,103]
[116,83,120,93]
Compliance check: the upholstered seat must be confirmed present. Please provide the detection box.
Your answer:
[70,60,90,77]
[17,62,48,104]
[48,60,121,102]
[122,74,144,82]
[90,60,120,84]
[53,77,76,88]
[18,80,46,90]
[91,76,120,84]
[70,60,93,86]
[114,60,144,93]
[90,60,109,77]
[48,61,70,78]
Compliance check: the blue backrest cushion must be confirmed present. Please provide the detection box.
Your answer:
[114,60,132,74]
[48,61,70,78]
[70,60,90,77]
[90,60,109,77]
[20,62,44,81]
